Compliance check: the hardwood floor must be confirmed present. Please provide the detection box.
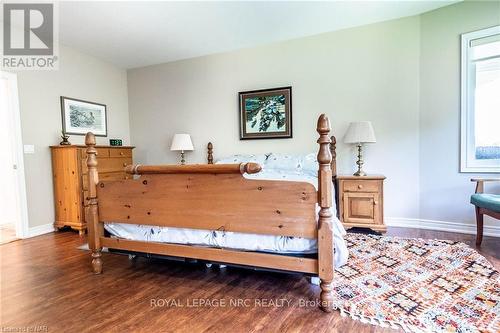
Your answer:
[0,228,498,333]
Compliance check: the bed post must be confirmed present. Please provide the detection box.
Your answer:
[207,142,214,164]
[85,132,103,274]
[317,114,334,312]
[330,135,339,218]
[330,135,337,178]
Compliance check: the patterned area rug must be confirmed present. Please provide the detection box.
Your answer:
[334,233,499,332]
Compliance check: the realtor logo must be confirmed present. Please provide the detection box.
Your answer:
[1,2,59,70]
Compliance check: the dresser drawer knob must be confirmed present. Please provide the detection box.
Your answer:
[123,163,127,167]
[374,201,378,205]
[357,184,363,189]
[120,152,124,156]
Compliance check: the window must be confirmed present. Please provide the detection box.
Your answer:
[461,26,500,173]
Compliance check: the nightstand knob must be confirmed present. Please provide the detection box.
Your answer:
[120,152,124,156]
[374,201,378,205]
[123,163,127,167]
[358,184,363,189]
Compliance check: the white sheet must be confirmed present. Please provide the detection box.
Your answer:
[104,167,348,268]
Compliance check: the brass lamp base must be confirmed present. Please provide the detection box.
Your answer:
[353,170,367,177]
[180,151,186,165]
[353,143,367,176]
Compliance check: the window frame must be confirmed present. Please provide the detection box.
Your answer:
[460,25,500,173]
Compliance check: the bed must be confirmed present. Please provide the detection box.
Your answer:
[85,114,343,312]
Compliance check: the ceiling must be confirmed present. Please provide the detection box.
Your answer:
[58,1,459,69]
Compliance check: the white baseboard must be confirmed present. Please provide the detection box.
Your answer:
[27,223,55,238]
[386,217,500,237]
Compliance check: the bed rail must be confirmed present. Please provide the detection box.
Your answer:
[124,163,261,175]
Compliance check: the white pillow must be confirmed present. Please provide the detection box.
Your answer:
[300,153,319,177]
[265,153,302,172]
[216,154,268,165]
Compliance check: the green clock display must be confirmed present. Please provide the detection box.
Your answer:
[109,139,123,146]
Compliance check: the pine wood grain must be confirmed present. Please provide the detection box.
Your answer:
[316,115,335,312]
[101,237,318,273]
[50,145,134,235]
[97,174,318,238]
[337,176,386,232]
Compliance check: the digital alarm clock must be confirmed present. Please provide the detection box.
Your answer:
[109,139,123,146]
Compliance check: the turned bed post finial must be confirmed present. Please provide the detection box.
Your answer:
[207,142,214,164]
[85,132,103,274]
[316,114,335,312]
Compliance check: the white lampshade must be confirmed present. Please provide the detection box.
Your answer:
[343,121,376,144]
[170,134,194,151]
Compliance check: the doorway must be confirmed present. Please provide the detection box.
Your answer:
[0,71,28,243]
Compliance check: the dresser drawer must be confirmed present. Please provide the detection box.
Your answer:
[81,157,132,174]
[109,148,132,158]
[343,180,380,193]
[79,148,109,159]
[82,172,130,191]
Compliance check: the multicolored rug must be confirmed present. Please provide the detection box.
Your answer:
[334,233,499,332]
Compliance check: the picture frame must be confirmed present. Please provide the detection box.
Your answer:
[60,96,107,137]
[239,86,292,140]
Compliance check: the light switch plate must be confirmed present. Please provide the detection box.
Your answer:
[23,145,35,154]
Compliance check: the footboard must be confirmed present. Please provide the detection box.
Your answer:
[99,166,317,238]
[85,114,335,311]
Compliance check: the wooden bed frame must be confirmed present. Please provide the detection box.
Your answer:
[85,114,337,311]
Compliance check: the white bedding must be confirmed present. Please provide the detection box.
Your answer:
[105,157,349,268]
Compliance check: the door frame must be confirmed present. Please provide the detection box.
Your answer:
[1,71,29,238]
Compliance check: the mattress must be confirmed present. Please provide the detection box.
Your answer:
[104,167,349,268]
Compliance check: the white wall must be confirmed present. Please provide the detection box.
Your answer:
[16,45,130,228]
[128,1,500,234]
[128,16,421,219]
[419,1,500,229]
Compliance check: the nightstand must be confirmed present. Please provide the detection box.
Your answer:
[336,175,386,232]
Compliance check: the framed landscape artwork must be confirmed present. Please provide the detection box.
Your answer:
[239,86,292,140]
[61,96,107,136]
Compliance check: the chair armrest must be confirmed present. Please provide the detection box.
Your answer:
[471,178,500,193]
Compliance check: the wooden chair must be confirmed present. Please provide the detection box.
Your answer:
[470,178,500,245]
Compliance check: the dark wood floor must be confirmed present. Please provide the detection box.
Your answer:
[0,228,498,332]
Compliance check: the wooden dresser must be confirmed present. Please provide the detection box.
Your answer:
[336,175,386,232]
[50,145,134,235]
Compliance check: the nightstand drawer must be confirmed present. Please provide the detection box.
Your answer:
[343,180,380,192]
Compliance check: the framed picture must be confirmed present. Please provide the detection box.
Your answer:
[239,86,292,140]
[60,96,107,136]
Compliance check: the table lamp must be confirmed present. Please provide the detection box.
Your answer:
[343,121,376,176]
[170,134,194,165]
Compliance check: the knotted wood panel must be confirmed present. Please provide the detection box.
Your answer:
[97,173,317,238]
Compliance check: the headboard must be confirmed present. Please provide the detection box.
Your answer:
[206,135,338,179]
